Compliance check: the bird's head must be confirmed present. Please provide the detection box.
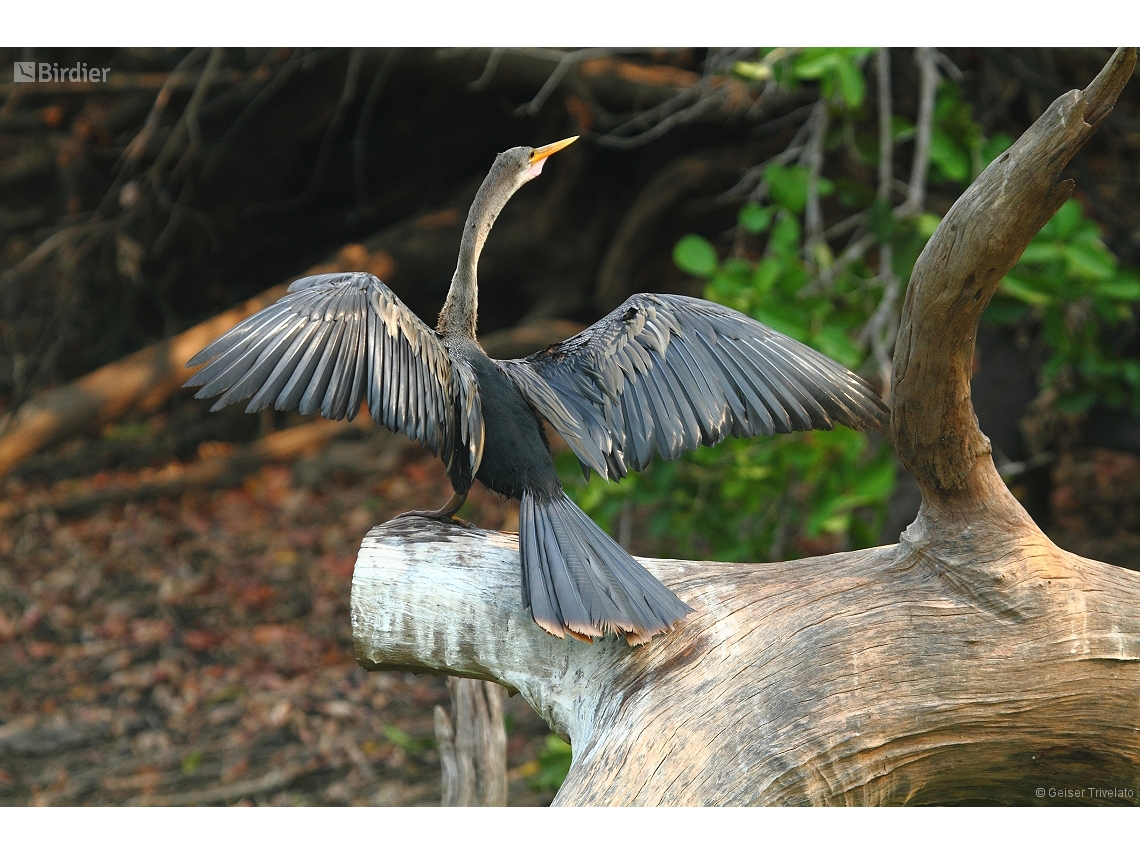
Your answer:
[490,136,578,194]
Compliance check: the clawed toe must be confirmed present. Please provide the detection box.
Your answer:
[391,509,475,529]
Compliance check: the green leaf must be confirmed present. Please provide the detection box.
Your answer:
[182,750,204,776]
[1094,278,1140,301]
[1000,274,1053,307]
[849,455,896,502]
[811,240,834,271]
[747,257,784,298]
[891,115,916,142]
[755,304,810,341]
[768,212,802,257]
[1017,242,1065,265]
[836,60,866,108]
[764,164,811,214]
[751,257,782,296]
[1056,391,1098,414]
[739,203,775,234]
[673,234,719,277]
[383,724,433,753]
[1047,200,1083,240]
[835,176,876,209]
[733,60,773,81]
[916,213,942,239]
[983,296,1031,325]
[792,50,840,80]
[1065,243,1116,281]
[928,129,971,183]
[867,198,894,243]
[528,735,573,791]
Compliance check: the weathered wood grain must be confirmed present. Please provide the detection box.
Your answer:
[351,49,1140,806]
[433,677,508,806]
[353,511,1140,805]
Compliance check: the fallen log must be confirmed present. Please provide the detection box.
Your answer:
[0,416,365,521]
[351,49,1140,806]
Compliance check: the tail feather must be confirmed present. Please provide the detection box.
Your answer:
[519,492,692,644]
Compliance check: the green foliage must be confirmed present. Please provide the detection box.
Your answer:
[791,48,875,108]
[928,80,985,184]
[527,735,573,791]
[564,430,893,562]
[987,199,1140,413]
[673,234,719,277]
[762,164,834,215]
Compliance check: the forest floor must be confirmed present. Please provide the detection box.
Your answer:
[0,416,558,807]
[1,409,1138,807]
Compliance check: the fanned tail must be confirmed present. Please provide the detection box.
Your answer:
[519,492,692,645]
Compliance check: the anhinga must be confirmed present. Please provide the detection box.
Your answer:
[186,137,889,645]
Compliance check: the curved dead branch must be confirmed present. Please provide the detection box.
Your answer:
[892,47,1137,497]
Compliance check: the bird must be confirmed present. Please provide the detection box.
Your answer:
[185,136,890,645]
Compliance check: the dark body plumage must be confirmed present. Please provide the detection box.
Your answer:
[185,139,890,644]
[449,338,558,501]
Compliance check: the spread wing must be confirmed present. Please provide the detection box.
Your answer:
[184,271,483,473]
[498,293,888,480]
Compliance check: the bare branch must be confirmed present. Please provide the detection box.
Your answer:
[123,48,209,172]
[802,100,829,263]
[517,48,625,116]
[467,47,504,92]
[877,48,894,203]
[243,49,366,218]
[863,47,902,391]
[904,47,940,215]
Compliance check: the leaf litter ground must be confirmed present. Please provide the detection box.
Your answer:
[0,425,557,806]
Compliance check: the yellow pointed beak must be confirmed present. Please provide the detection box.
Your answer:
[529,136,578,165]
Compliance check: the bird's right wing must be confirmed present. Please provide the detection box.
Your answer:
[184,272,483,473]
[498,293,888,481]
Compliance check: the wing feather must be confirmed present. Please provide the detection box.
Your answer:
[498,293,888,481]
[184,271,481,471]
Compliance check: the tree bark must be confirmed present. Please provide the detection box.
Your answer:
[351,49,1140,806]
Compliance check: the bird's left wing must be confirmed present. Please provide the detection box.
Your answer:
[184,272,482,472]
[498,293,888,481]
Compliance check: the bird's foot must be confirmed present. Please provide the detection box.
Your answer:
[391,508,476,530]
[391,491,474,529]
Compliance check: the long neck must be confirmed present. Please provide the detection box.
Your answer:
[437,168,518,340]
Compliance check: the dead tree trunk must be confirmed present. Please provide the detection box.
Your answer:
[433,677,508,806]
[351,49,1140,806]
